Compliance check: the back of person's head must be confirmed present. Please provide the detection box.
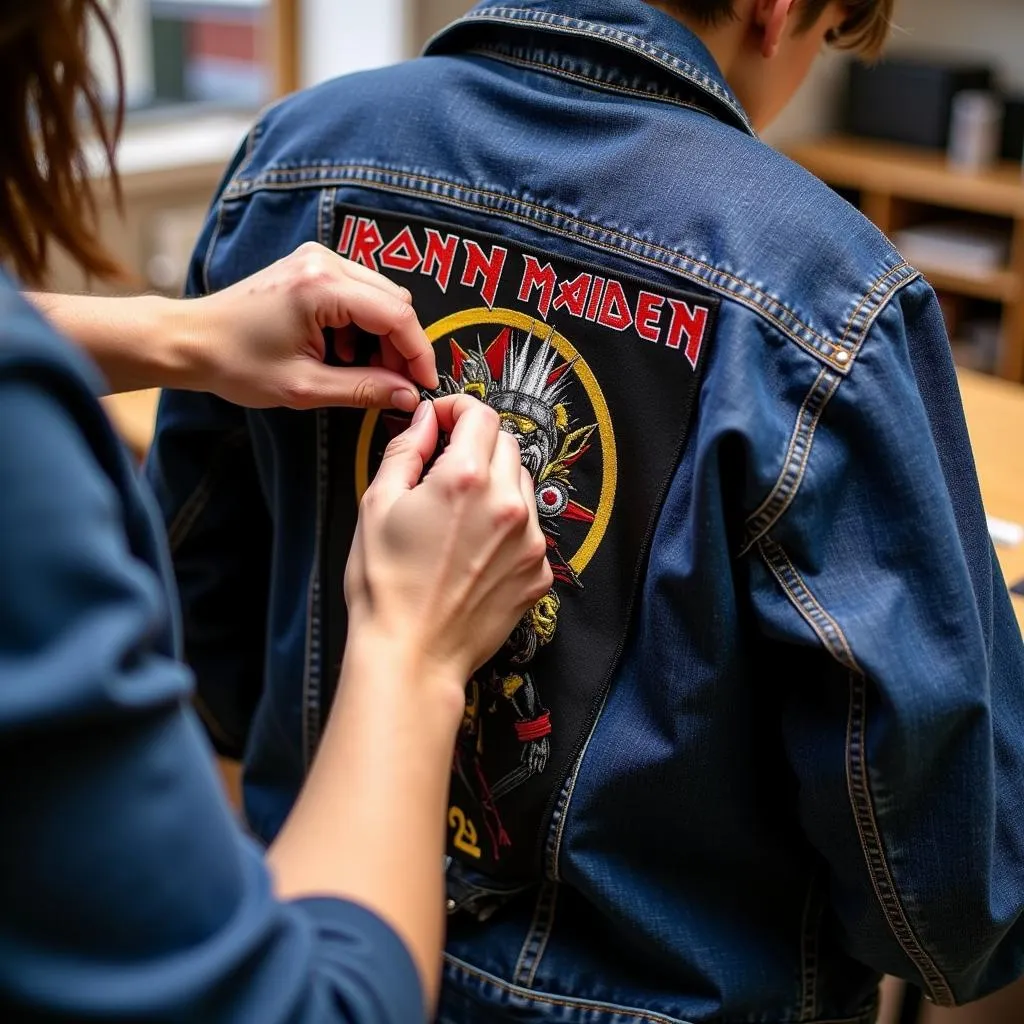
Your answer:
[0,2,124,285]
[651,0,893,59]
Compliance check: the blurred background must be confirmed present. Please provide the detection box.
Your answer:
[76,7,1024,1024]
[75,0,1024,388]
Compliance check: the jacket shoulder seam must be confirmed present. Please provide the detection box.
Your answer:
[739,266,923,552]
[837,263,924,362]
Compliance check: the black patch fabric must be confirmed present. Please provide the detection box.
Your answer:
[1012,579,1024,598]
[322,205,718,882]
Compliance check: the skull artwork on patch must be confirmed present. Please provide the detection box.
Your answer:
[437,325,598,587]
[429,326,601,859]
[341,209,713,881]
[356,312,615,866]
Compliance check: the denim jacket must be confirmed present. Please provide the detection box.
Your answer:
[146,3,1024,1022]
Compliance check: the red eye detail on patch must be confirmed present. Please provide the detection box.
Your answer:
[536,481,568,517]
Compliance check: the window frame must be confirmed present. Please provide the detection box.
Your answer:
[270,0,300,95]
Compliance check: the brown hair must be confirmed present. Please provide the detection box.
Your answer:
[655,0,894,59]
[0,1,124,286]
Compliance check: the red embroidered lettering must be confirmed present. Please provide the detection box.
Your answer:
[553,273,592,318]
[350,218,384,271]
[597,280,633,332]
[585,277,605,321]
[518,256,558,319]
[666,299,709,368]
[422,228,459,293]
[635,291,665,343]
[337,215,356,258]
[379,226,423,273]
[461,241,508,308]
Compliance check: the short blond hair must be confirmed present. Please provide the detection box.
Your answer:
[818,0,894,60]
[653,1,895,60]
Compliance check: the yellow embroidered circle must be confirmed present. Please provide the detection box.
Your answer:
[354,308,617,577]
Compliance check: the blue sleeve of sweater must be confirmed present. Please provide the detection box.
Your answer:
[0,366,423,1023]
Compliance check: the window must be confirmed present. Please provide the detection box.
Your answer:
[149,0,269,108]
[94,0,296,117]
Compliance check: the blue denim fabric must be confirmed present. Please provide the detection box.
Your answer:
[146,2,1024,1022]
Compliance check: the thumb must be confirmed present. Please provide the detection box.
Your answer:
[282,363,420,412]
[373,400,439,495]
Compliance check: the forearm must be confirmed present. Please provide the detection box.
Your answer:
[267,633,463,1013]
[26,292,205,395]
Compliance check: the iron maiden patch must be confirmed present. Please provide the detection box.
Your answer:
[321,205,718,882]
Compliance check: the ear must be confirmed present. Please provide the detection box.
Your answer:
[755,0,796,59]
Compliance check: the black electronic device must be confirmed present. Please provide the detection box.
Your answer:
[844,55,994,150]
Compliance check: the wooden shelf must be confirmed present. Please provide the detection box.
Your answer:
[788,136,1024,383]
[916,264,1019,303]
[789,136,1024,218]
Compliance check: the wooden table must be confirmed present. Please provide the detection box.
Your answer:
[957,369,1024,634]
[101,388,161,464]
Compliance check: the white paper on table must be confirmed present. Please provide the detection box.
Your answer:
[988,516,1024,548]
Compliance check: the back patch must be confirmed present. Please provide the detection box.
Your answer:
[326,204,718,882]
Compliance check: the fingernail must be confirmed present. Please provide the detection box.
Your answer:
[393,390,419,414]
[411,399,431,424]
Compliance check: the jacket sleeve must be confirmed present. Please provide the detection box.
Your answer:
[0,371,424,1024]
[144,137,272,757]
[749,276,1024,1006]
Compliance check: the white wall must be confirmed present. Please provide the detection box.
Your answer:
[301,0,411,86]
[92,0,154,109]
[893,0,1024,91]
[764,52,847,146]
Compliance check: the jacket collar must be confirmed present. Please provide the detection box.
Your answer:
[425,0,755,136]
